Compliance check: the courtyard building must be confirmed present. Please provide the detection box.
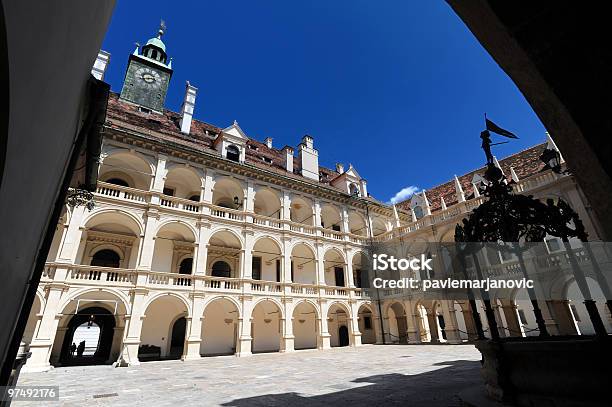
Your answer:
[20,27,610,373]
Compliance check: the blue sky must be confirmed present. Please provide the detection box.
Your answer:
[101,0,546,204]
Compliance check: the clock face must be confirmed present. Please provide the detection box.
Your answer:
[135,66,162,89]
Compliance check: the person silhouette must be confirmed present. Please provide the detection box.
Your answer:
[70,342,77,357]
[480,130,494,165]
[77,340,85,357]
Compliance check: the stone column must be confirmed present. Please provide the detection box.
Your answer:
[374,315,384,344]
[316,242,326,288]
[500,301,523,337]
[119,287,148,366]
[492,303,508,338]
[461,306,478,342]
[137,209,160,270]
[345,248,354,288]
[318,300,331,349]
[55,205,87,264]
[193,221,211,275]
[242,231,254,281]
[25,286,65,371]
[440,301,462,344]
[404,301,420,343]
[280,299,295,352]
[427,310,439,343]
[236,295,253,356]
[349,301,362,347]
[184,294,205,360]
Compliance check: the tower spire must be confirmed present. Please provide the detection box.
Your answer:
[158,19,166,38]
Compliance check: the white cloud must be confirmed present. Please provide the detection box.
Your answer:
[388,185,419,204]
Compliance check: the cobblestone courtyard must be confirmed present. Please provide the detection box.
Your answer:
[16,345,482,406]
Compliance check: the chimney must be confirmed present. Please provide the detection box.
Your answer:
[336,163,345,174]
[298,135,319,181]
[91,50,111,80]
[441,196,447,211]
[283,146,294,173]
[180,81,198,134]
[265,137,273,149]
[422,190,431,216]
[510,166,520,183]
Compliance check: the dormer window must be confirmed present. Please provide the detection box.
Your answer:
[226,145,240,162]
[262,157,272,164]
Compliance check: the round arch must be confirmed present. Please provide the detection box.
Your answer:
[292,300,319,350]
[82,208,144,237]
[201,296,241,356]
[251,299,283,353]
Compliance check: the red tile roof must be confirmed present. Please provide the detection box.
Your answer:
[396,143,548,213]
[105,93,345,189]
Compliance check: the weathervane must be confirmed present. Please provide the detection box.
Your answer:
[480,114,518,166]
[158,19,166,38]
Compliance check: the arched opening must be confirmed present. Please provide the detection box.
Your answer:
[371,217,388,237]
[328,303,351,347]
[388,302,408,344]
[105,177,129,187]
[201,298,239,356]
[565,277,612,335]
[251,300,281,353]
[99,151,153,190]
[139,295,188,361]
[349,183,360,197]
[252,237,282,282]
[253,188,281,218]
[169,317,187,359]
[290,196,314,225]
[226,145,240,162]
[81,211,141,269]
[292,301,318,350]
[163,166,201,200]
[57,307,116,366]
[290,243,316,285]
[339,325,350,347]
[212,177,244,209]
[211,261,231,278]
[348,211,367,236]
[320,204,342,232]
[90,249,120,268]
[352,252,368,289]
[207,230,242,277]
[178,258,193,275]
[358,305,376,344]
[324,249,345,287]
[152,222,196,274]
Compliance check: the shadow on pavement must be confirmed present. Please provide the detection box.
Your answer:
[221,359,481,407]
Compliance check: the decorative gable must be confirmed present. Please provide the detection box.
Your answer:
[330,163,367,197]
[213,121,247,163]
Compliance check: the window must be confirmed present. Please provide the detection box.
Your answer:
[178,258,193,275]
[349,184,360,197]
[163,187,175,196]
[290,261,294,282]
[332,224,341,232]
[226,145,240,162]
[413,205,424,219]
[252,257,262,280]
[188,194,200,202]
[91,249,120,268]
[334,267,345,287]
[276,259,281,282]
[211,261,231,278]
[545,237,562,252]
[364,316,372,330]
[105,178,129,187]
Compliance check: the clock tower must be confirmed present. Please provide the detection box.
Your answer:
[120,23,173,112]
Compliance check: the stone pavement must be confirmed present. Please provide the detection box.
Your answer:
[15,345,482,406]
